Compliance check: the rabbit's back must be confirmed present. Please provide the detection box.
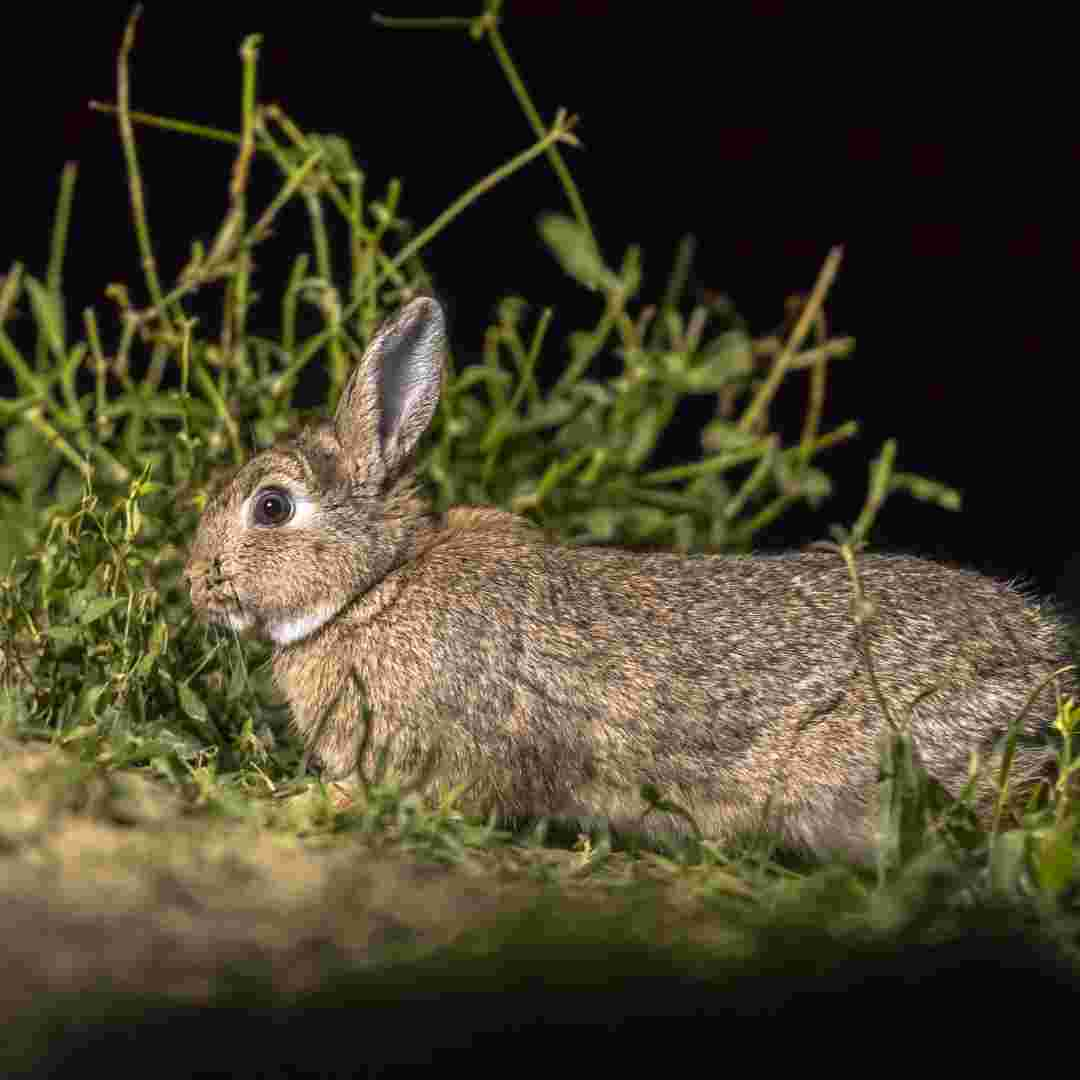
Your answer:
[278,510,1073,857]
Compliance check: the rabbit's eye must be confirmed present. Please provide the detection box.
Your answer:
[252,487,294,527]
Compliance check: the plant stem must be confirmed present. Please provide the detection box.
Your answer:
[850,439,896,546]
[738,246,844,434]
[25,406,92,480]
[373,9,596,250]
[115,7,172,323]
[36,164,78,374]
[484,23,595,251]
[88,103,242,145]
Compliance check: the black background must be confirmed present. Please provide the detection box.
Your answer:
[4,4,1076,611]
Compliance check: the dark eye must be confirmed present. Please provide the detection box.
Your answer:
[252,487,294,527]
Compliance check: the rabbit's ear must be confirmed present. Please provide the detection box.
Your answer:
[335,297,447,480]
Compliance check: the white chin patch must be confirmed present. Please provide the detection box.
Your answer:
[268,603,339,646]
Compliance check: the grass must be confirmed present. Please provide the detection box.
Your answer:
[2,4,1080,1071]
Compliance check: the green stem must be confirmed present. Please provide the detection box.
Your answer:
[521,307,552,411]
[0,261,22,324]
[36,163,78,373]
[485,24,595,250]
[640,444,771,487]
[83,308,109,432]
[788,337,855,370]
[0,327,46,397]
[116,7,172,322]
[222,35,262,377]
[724,438,779,522]
[651,235,695,350]
[25,406,92,480]
[738,246,843,434]
[248,150,323,246]
[88,102,242,145]
[850,438,896,546]
[372,10,593,253]
[193,365,243,465]
[281,254,309,362]
[371,14,474,29]
[791,420,858,457]
[553,295,615,397]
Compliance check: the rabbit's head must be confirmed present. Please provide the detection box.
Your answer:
[185,297,447,646]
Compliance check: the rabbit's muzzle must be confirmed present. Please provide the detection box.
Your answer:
[184,556,246,630]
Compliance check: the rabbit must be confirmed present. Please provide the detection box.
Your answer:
[184,296,1077,859]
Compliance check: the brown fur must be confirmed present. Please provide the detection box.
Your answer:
[185,298,1076,859]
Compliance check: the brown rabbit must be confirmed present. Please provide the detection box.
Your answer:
[185,297,1076,858]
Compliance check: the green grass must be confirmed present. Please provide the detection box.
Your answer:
[2,5,1079,1070]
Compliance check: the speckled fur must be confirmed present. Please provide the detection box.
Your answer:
[185,298,1076,859]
